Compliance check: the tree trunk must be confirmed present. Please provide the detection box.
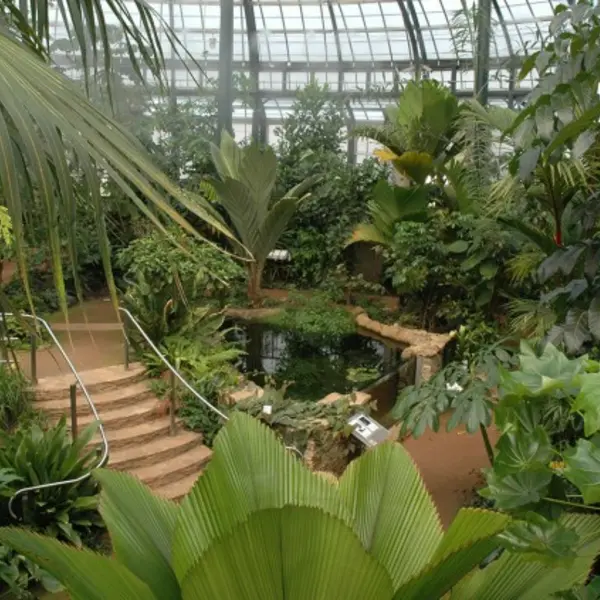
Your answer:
[247,261,264,305]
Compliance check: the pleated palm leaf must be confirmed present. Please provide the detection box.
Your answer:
[1,412,599,599]
[0,1,234,315]
[347,179,430,248]
[210,132,320,302]
[354,80,461,185]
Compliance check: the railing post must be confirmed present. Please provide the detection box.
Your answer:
[69,384,78,441]
[123,320,130,371]
[169,371,176,436]
[30,334,37,384]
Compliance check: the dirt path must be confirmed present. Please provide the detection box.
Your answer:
[16,299,124,379]
[402,413,498,527]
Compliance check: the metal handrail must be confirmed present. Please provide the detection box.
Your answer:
[119,308,303,457]
[5,313,109,519]
[118,307,229,421]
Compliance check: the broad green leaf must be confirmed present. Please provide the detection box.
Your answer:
[479,261,499,279]
[572,373,600,437]
[563,438,600,504]
[588,295,600,339]
[94,470,181,599]
[494,427,553,476]
[337,442,443,589]
[510,343,587,395]
[498,513,579,566]
[180,507,393,600]
[452,513,600,599]
[573,130,597,159]
[446,240,469,254]
[482,469,552,510]
[238,144,278,212]
[518,147,542,181]
[172,413,348,582]
[395,509,509,600]
[546,103,600,157]
[0,529,155,600]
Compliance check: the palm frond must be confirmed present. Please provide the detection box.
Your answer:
[351,124,406,157]
[2,0,199,102]
[508,298,557,342]
[0,32,235,314]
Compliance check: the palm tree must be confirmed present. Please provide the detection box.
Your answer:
[210,132,320,302]
[0,412,599,598]
[0,0,234,313]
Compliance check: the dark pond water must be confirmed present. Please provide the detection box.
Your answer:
[228,321,403,402]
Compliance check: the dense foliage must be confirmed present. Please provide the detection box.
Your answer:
[275,82,386,287]
[3,414,600,599]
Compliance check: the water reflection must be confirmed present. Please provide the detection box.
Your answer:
[229,321,401,402]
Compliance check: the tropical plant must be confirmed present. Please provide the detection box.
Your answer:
[274,81,387,287]
[0,419,103,547]
[1,413,600,599]
[0,0,235,315]
[0,365,35,431]
[210,133,320,302]
[347,180,430,248]
[118,230,244,306]
[0,467,62,598]
[265,291,357,340]
[508,1,600,177]
[482,342,600,513]
[392,329,516,463]
[354,79,461,185]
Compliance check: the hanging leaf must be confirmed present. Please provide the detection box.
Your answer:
[588,296,600,339]
[447,390,493,434]
[563,309,590,354]
[573,130,597,159]
[518,147,542,181]
[563,438,600,505]
[571,374,600,437]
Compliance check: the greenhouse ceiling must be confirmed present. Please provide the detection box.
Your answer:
[50,1,560,147]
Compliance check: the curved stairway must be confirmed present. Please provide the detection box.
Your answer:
[34,363,212,501]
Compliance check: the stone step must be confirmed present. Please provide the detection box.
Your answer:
[108,431,203,471]
[35,363,146,401]
[132,445,212,489]
[78,397,159,431]
[154,470,206,502]
[88,418,174,451]
[38,382,154,418]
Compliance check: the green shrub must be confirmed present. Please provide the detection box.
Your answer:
[118,230,244,305]
[266,292,356,340]
[0,468,61,598]
[0,366,36,431]
[0,419,104,547]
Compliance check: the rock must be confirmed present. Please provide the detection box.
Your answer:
[222,382,264,405]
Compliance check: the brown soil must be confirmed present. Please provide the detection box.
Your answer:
[402,413,499,527]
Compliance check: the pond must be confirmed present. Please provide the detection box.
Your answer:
[228,321,404,403]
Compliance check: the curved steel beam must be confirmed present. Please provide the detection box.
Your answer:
[396,0,421,77]
[242,0,266,143]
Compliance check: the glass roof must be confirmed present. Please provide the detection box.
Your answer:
[49,0,560,149]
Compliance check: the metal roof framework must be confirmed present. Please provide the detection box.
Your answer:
[49,1,561,158]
